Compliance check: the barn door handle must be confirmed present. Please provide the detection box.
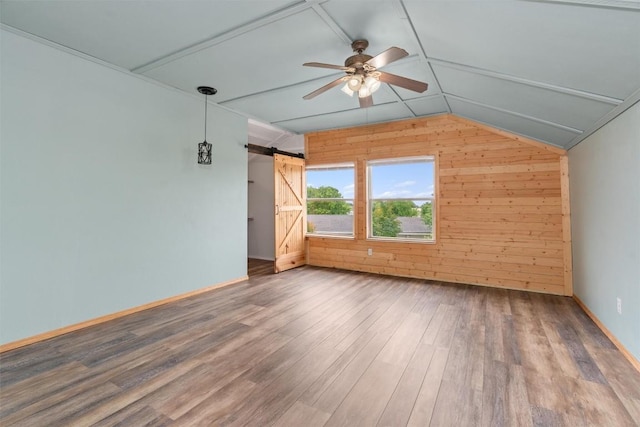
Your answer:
[275,204,280,215]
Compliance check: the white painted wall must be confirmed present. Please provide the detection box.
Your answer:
[248,156,275,260]
[569,101,640,361]
[0,30,248,345]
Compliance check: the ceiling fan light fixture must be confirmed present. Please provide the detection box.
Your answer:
[358,86,371,98]
[341,83,354,97]
[302,40,426,108]
[347,75,363,91]
[364,75,381,93]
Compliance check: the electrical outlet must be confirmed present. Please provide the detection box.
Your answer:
[367,248,373,256]
[617,297,622,314]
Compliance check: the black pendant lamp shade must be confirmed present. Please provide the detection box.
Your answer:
[197,86,217,165]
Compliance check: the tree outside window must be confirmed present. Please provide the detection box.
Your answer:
[368,157,435,241]
[306,164,355,237]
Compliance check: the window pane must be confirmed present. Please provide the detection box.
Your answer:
[397,201,433,240]
[307,165,354,237]
[370,160,434,199]
[368,158,435,241]
[370,200,432,239]
[307,205,354,236]
[307,167,354,200]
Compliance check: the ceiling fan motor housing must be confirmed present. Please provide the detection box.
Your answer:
[345,40,372,74]
[345,54,373,71]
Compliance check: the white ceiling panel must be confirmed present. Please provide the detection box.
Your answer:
[405,97,450,116]
[404,0,640,100]
[433,64,616,131]
[319,0,421,55]
[274,102,413,133]
[448,98,580,148]
[3,0,639,148]
[0,0,299,70]
[142,8,350,102]
[222,74,399,122]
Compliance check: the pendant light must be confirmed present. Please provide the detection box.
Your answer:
[197,86,217,165]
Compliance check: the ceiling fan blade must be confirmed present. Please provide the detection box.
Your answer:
[365,47,408,69]
[359,95,373,108]
[303,77,347,100]
[303,62,355,72]
[378,71,428,93]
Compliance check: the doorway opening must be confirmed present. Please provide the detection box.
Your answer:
[246,123,306,277]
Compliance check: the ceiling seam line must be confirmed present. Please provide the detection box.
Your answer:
[238,91,443,124]
[271,101,402,124]
[382,73,413,106]
[444,93,584,134]
[565,89,640,149]
[403,101,421,117]
[130,0,322,74]
[429,58,623,105]
[518,0,640,11]
[309,3,353,45]
[395,0,452,113]
[219,74,347,104]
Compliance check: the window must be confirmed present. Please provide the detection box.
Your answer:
[367,157,435,241]
[306,163,355,237]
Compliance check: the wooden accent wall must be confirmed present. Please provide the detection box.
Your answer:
[304,114,572,296]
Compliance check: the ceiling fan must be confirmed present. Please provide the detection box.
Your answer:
[302,39,428,108]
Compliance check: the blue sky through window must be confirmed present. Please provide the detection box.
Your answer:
[370,161,434,199]
[307,160,434,201]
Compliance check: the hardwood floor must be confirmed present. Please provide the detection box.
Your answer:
[1,264,639,426]
[248,258,274,277]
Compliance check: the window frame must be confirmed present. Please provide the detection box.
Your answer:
[305,162,356,239]
[366,156,436,243]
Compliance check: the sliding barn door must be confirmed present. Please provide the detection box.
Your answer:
[274,153,306,273]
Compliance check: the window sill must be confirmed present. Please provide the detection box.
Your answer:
[365,237,436,245]
[306,234,355,240]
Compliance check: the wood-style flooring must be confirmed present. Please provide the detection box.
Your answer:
[248,257,275,277]
[1,259,639,426]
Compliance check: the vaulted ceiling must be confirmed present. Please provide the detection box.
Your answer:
[2,0,639,149]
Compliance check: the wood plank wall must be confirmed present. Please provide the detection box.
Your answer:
[304,114,572,296]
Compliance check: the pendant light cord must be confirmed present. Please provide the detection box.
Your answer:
[204,95,208,141]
